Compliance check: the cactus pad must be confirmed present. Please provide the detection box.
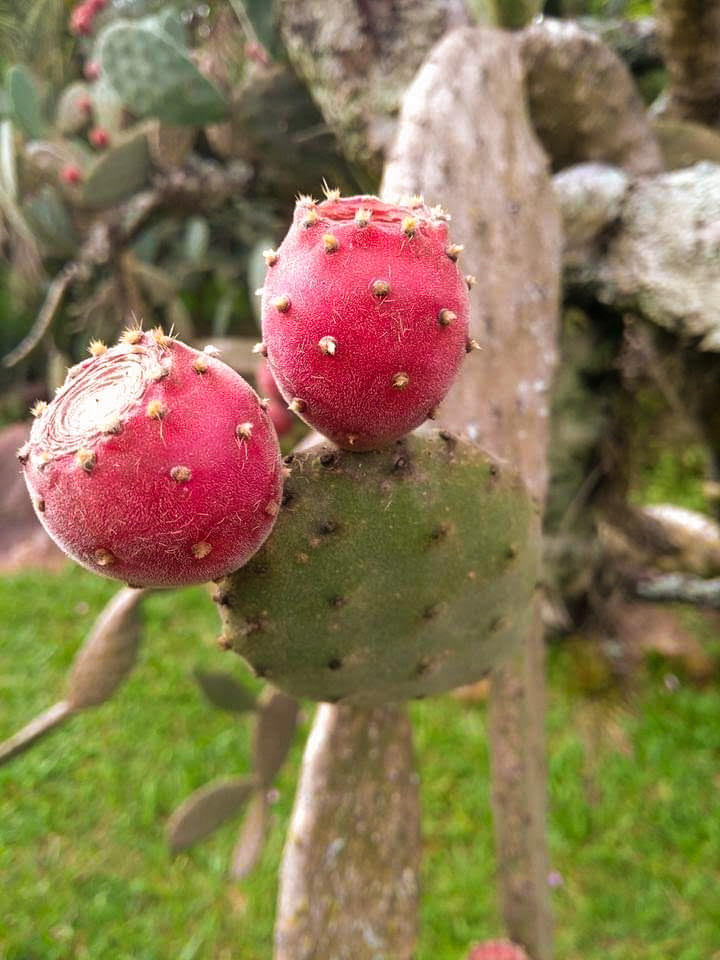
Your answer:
[96,20,227,126]
[219,432,540,704]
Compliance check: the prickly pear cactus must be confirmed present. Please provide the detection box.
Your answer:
[218,431,540,704]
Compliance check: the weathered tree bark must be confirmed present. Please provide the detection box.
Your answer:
[277,0,470,185]
[654,0,720,128]
[520,18,663,174]
[581,15,660,73]
[275,703,420,960]
[383,25,560,959]
[555,162,720,353]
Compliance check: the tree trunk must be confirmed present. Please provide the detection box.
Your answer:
[654,0,720,128]
[382,25,561,959]
[275,702,421,960]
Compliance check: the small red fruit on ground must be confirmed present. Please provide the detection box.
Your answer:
[261,193,471,451]
[467,940,531,960]
[21,329,284,588]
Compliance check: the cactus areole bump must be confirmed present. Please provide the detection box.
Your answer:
[261,193,472,451]
[21,329,284,588]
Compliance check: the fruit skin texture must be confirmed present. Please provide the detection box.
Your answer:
[256,358,294,437]
[261,194,470,451]
[21,331,284,588]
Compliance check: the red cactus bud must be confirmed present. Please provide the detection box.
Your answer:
[89,127,110,149]
[83,60,101,81]
[21,330,284,588]
[261,193,471,451]
[60,164,84,185]
[70,3,94,35]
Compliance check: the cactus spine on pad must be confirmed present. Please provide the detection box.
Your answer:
[219,432,540,705]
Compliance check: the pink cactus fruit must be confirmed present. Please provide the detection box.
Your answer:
[261,192,473,451]
[60,164,84,185]
[19,328,284,588]
[89,127,110,149]
[84,61,101,82]
[467,940,531,960]
[256,358,294,437]
[70,2,95,35]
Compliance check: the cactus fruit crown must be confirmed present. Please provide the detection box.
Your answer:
[20,326,284,588]
[217,432,540,705]
[260,190,473,451]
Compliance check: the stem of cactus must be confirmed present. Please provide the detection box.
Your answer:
[275,702,420,960]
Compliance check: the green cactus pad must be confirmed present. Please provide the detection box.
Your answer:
[81,127,150,207]
[55,82,92,136]
[96,20,227,126]
[22,185,77,256]
[6,65,45,139]
[219,432,540,705]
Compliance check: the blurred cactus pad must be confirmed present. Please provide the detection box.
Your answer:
[218,431,541,705]
[95,14,227,126]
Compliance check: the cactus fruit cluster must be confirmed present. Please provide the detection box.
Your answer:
[217,432,540,704]
[20,327,283,588]
[260,192,473,450]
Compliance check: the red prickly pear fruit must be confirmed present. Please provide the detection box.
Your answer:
[256,358,294,437]
[20,328,284,588]
[89,127,110,149]
[70,3,94,35]
[261,193,471,451]
[60,164,84,185]
[84,61,101,81]
[467,941,531,960]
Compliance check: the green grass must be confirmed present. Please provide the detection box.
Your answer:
[1,566,719,960]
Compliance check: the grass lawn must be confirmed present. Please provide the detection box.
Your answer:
[1,565,719,960]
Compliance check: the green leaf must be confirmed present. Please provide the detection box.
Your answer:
[81,127,151,208]
[66,587,146,709]
[193,669,258,714]
[6,65,45,139]
[22,185,77,257]
[167,777,256,852]
[230,791,268,879]
[252,688,298,787]
[239,0,282,59]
